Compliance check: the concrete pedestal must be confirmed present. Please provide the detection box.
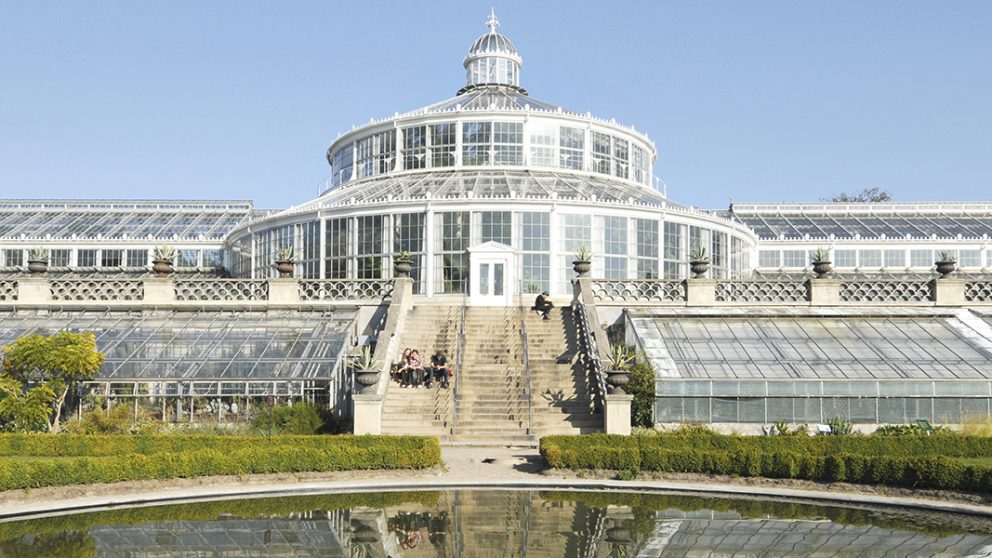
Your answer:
[352,394,383,435]
[605,394,633,435]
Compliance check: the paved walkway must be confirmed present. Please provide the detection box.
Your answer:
[1,445,991,520]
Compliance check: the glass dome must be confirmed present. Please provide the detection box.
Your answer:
[463,10,522,90]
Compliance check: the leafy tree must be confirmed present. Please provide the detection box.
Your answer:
[627,361,655,428]
[827,187,892,203]
[0,375,54,432]
[1,332,104,433]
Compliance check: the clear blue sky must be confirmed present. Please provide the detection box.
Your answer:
[1,1,989,209]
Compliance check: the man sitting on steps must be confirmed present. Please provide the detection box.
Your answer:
[533,290,554,320]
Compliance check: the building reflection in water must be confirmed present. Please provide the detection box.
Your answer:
[4,490,992,557]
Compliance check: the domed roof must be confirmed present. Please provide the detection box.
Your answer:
[465,10,521,62]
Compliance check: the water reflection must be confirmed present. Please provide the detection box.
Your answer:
[1,490,991,557]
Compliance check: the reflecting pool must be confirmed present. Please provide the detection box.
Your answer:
[2,490,992,557]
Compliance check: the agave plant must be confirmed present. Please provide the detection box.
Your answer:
[810,247,831,263]
[275,244,295,262]
[350,345,379,372]
[689,245,709,262]
[153,245,176,262]
[937,250,957,263]
[395,250,412,262]
[607,344,635,371]
[574,245,592,262]
[27,248,49,262]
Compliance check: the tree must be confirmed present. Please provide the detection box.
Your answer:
[1,332,104,433]
[827,187,892,203]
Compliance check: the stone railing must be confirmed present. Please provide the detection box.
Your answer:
[839,280,932,304]
[587,277,989,307]
[50,279,144,301]
[0,276,394,308]
[0,280,16,301]
[175,279,269,301]
[590,279,684,304]
[299,279,393,302]
[714,280,808,304]
[966,282,992,303]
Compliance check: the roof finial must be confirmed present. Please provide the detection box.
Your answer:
[486,8,500,33]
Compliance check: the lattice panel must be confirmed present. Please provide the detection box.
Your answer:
[299,280,394,301]
[840,281,932,303]
[965,282,992,303]
[0,280,17,301]
[175,280,269,301]
[50,279,144,301]
[590,280,685,303]
[714,281,808,303]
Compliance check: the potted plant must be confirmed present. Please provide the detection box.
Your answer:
[605,344,634,395]
[394,250,413,278]
[274,245,295,278]
[152,245,176,276]
[689,246,709,278]
[351,345,380,393]
[810,247,832,278]
[572,245,592,277]
[27,248,49,274]
[935,251,957,278]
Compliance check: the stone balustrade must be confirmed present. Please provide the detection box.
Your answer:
[0,276,394,308]
[589,278,991,307]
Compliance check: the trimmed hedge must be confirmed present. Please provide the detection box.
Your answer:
[540,433,992,492]
[0,434,435,458]
[0,435,441,492]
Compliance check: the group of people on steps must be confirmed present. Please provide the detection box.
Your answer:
[392,348,450,388]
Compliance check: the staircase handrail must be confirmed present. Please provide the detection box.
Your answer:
[517,283,534,435]
[572,297,609,412]
[453,289,467,432]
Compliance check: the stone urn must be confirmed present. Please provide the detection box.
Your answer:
[605,519,633,544]
[275,260,294,278]
[812,260,832,278]
[936,259,956,278]
[152,259,173,276]
[27,260,48,274]
[606,368,630,395]
[351,522,378,544]
[689,260,709,279]
[394,259,412,278]
[572,259,592,277]
[354,368,380,393]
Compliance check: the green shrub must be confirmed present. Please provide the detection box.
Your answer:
[0,435,441,491]
[66,405,160,435]
[627,361,655,428]
[249,402,325,435]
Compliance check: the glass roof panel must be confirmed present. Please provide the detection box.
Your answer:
[0,309,355,381]
[633,315,992,380]
[734,213,992,240]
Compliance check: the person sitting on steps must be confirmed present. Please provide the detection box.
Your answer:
[394,348,411,386]
[430,350,449,389]
[533,290,554,320]
[407,349,426,388]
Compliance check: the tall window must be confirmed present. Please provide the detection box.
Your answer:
[78,249,97,267]
[631,144,648,185]
[432,123,456,168]
[435,212,470,294]
[560,127,584,170]
[560,214,592,292]
[101,249,123,267]
[356,131,396,178]
[591,132,611,174]
[324,218,348,278]
[297,221,321,278]
[331,144,353,187]
[663,222,685,279]
[529,123,556,168]
[599,216,628,279]
[462,122,491,166]
[403,126,427,170]
[2,249,22,267]
[493,122,523,165]
[520,212,550,294]
[635,218,659,279]
[356,216,384,278]
[126,249,147,268]
[51,249,70,267]
[394,213,426,293]
[612,137,629,179]
[177,250,199,268]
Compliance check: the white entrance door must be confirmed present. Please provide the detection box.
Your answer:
[468,242,514,306]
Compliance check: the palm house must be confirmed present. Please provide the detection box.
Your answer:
[1,13,992,435]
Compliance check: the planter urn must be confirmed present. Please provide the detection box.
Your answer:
[394,259,413,278]
[605,369,630,395]
[27,260,48,274]
[935,260,956,278]
[572,259,592,277]
[354,369,380,393]
[152,259,173,277]
[690,260,709,279]
[275,260,294,278]
[812,261,832,278]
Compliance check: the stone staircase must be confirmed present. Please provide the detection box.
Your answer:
[450,491,577,558]
[379,302,602,442]
[380,304,458,437]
